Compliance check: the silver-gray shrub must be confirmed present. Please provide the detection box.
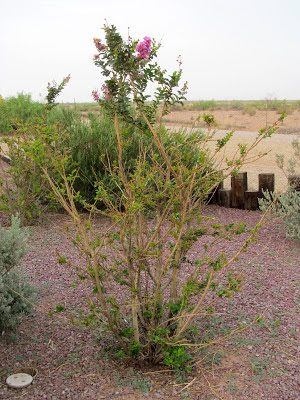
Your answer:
[0,215,38,331]
[259,137,300,240]
[258,187,300,240]
[0,214,28,273]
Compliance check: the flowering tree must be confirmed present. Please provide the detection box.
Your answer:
[39,24,286,368]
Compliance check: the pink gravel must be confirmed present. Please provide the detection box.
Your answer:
[0,206,299,400]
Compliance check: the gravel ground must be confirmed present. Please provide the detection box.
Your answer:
[0,206,299,400]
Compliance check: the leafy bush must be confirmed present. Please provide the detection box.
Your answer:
[0,93,45,135]
[0,215,38,331]
[37,25,286,369]
[0,118,67,225]
[56,106,212,207]
[0,78,70,225]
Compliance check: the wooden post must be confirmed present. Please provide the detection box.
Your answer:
[245,190,259,210]
[218,189,231,208]
[208,181,224,204]
[288,175,300,191]
[231,172,248,209]
[258,173,275,198]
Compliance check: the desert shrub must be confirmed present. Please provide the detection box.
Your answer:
[0,214,28,272]
[0,93,45,135]
[242,104,256,116]
[259,138,300,239]
[0,215,38,331]
[37,25,286,369]
[266,99,295,115]
[60,108,143,205]
[191,100,218,111]
[259,188,300,239]
[59,107,212,206]
[0,267,38,331]
[230,100,244,110]
[0,119,67,225]
[0,78,70,225]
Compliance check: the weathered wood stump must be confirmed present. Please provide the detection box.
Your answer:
[258,173,275,198]
[245,190,259,210]
[231,172,248,209]
[218,189,231,208]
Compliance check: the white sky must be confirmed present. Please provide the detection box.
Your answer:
[1,0,299,103]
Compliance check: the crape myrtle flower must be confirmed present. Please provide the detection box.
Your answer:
[92,90,99,101]
[136,36,151,59]
[93,38,106,52]
[102,84,112,101]
[63,74,71,84]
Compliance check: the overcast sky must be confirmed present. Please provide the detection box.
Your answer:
[1,0,299,103]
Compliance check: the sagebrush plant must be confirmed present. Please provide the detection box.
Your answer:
[0,214,28,273]
[36,24,286,368]
[259,188,299,239]
[0,215,38,331]
[259,138,300,239]
[57,106,212,206]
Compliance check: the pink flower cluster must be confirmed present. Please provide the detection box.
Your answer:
[102,84,112,101]
[93,38,106,52]
[136,36,151,59]
[92,90,99,101]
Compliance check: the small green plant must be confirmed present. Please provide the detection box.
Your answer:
[116,368,153,393]
[0,215,38,331]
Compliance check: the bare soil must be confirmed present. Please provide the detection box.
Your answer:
[162,108,300,135]
[0,207,299,400]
